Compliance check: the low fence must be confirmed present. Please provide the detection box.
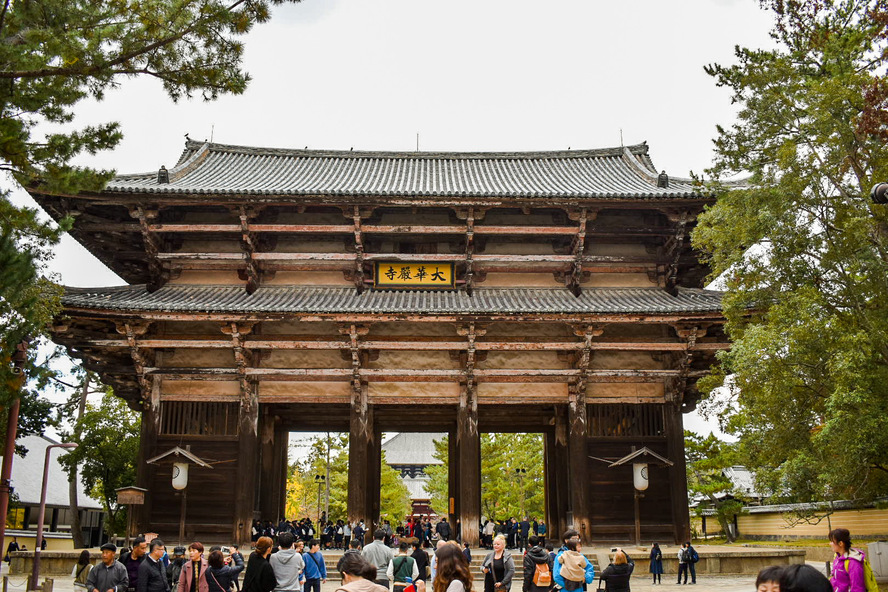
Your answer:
[693,505,888,541]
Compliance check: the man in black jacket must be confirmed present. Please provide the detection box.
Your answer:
[137,540,170,592]
[435,518,451,542]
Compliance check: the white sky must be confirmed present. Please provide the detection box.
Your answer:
[13,0,776,439]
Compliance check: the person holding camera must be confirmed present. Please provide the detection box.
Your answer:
[598,550,634,592]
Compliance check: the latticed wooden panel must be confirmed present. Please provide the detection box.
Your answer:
[160,401,238,436]
[589,404,664,438]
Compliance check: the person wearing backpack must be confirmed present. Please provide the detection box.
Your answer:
[829,528,878,592]
[522,536,552,592]
[676,543,690,585]
[386,542,418,592]
[685,542,698,585]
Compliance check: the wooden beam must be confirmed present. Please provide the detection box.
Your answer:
[80,336,731,352]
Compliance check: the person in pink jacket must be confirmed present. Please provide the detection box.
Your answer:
[178,543,209,592]
[829,528,866,592]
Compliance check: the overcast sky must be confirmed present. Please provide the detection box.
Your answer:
[15,0,777,438]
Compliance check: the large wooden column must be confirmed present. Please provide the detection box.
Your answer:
[120,321,157,535]
[567,326,600,542]
[456,392,480,546]
[545,406,570,542]
[259,409,286,521]
[456,323,481,546]
[665,402,691,544]
[225,322,259,545]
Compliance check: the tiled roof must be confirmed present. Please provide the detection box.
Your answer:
[62,285,723,315]
[382,432,446,466]
[105,140,704,199]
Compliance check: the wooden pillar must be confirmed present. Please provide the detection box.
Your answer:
[259,409,283,521]
[367,424,382,533]
[550,405,570,540]
[665,403,690,544]
[447,430,458,524]
[134,372,160,534]
[567,388,590,542]
[234,384,259,544]
[456,384,481,547]
[347,386,375,541]
[274,425,289,521]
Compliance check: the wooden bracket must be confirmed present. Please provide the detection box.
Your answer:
[238,206,261,294]
[115,321,154,401]
[130,207,167,292]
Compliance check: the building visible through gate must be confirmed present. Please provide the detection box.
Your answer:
[35,141,730,546]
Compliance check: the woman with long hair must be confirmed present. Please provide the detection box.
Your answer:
[436,540,473,592]
[72,549,92,588]
[335,552,389,592]
[828,528,868,592]
[242,537,277,592]
[648,543,662,585]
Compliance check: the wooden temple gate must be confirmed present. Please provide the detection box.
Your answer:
[35,141,730,545]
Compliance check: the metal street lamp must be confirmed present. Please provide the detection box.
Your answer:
[31,442,78,591]
[314,475,326,522]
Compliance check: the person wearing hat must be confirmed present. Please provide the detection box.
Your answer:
[87,543,129,592]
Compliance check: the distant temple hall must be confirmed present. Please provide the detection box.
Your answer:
[34,140,729,545]
[382,432,445,517]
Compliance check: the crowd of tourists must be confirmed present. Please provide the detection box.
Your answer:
[70,525,874,592]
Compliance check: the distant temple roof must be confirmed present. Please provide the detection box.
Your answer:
[382,433,446,466]
[0,435,102,510]
[103,140,704,199]
[62,285,724,315]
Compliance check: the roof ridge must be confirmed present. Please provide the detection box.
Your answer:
[183,139,650,160]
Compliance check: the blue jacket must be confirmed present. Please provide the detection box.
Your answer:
[301,552,326,580]
[553,548,594,589]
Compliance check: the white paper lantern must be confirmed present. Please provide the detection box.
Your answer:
[172,462,189,490]
[633,463,649,491]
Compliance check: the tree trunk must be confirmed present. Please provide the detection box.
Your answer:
[67,376,89,549]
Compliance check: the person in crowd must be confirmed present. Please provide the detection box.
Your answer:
[536,522,546,546]
[387,541,419,592]
[755,566,783,592]
[206,548,244,592]
[74,549,94,589]
[243,537,277,592]
[648,543,662,585]
[335,521,345,550]
[339,539,364,573]
[434,542,473,592]
[411,540,430,584]
[545,544,556,566]
[462,543,471,565]
[138,539,170,592]
[517,519,530,552]
[685,541,698,585]
[780,564,832,592]
[5,537,19,563]
[269,532,305,592]
[362,529,394,588]
[676,543,689,585]
[481,535,514,592]
[89,544,129,592]
[598,550,634,592]
[177,543,208,592]
[521,535,552,592]
[334,552,389,592]
[436,519,452,542]
[829,528,868,592]
[553,540,593,591]
[121,536,149,592]
[302,539,327,592]
[230,545,244,591]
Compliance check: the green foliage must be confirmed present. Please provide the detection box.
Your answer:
[693,0,888,504]
[426,433,545,521]
[59,391,140,536]
[294,433,410,523]
[0,0,300,409]
[685,431,744,543]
